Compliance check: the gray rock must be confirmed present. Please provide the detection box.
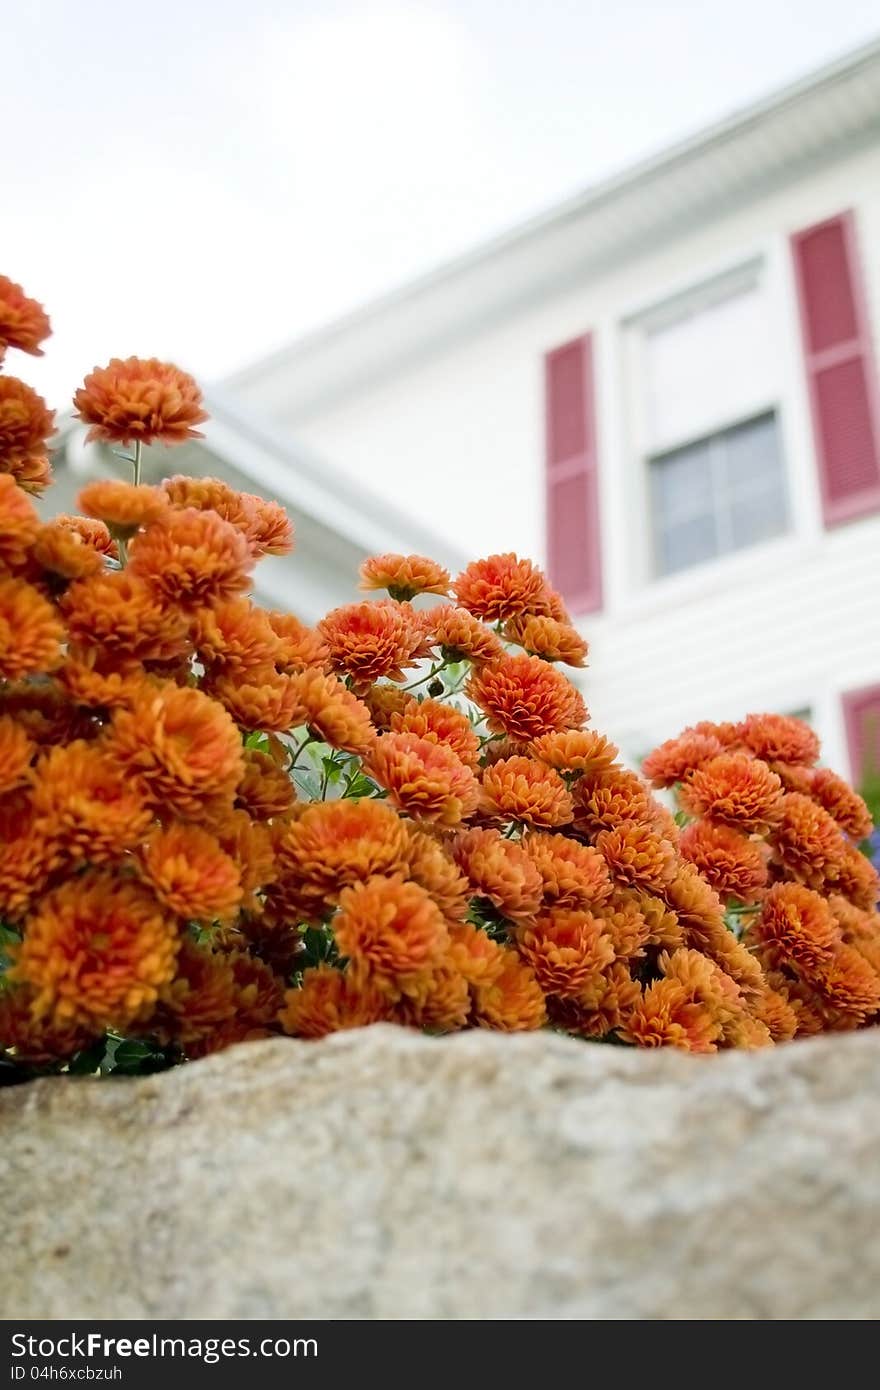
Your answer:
[2,1024,879,1319]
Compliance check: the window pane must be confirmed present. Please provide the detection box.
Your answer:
[723,413,783,490]
[729,486,787,551]
[656,516,718,575]
[651,438,713,522]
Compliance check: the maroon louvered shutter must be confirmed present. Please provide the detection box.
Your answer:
[791,211,880,526]
[544,334,602,613]
[842,684,880,785]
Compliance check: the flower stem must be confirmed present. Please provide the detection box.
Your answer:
[402,661,448,694]
[132,440,142,487]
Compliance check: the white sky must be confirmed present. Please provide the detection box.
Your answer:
[4,0,879,409]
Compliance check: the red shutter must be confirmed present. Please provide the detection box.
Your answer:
[544,334,602,613]
[791,211,880,526]
[842,684,880,785]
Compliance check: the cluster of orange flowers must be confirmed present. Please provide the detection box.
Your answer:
[644,716,880,1039]
[1,274,879,1076]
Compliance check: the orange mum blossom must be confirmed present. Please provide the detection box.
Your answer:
[503,613,588,667]
[288,669,375,754]
[12,872,179,1032]
[364,731,480,825]
[678,821,769,901]
[77,479,169,544]
[128,506,253,609]
[427,603,503,664]
[31,521,106,582]
[184,951,287,1059]
[279,963,390,1039]
[747,882,841,974]
[333,875,449,996]
[480,755,574,829]
[57,645,146,712]
[0,713,35,795]
[104,682,244,819]
[835,843,880,912]
[629,889,684,951]
[362,682,412,730]
[318,599,425,693]
[404,826,471,922]
[472,950,547,1031]
[523,831,613,909]
[469,652,586,742]
[148,939,239,1048]
[138,822,243,924]
[454,553,548,622]
[394,964,472,1033]
[267,611,330,674]
[452,826,543,923]
[446,921,507,987]
[203,666,305,735]
[619,978,722,1053]
[573,765,652,833]
[737,712,820,767]
[0,472,40,571]
[531,728,619,778]
[0,577,64,681]
[595,821,678,893]
[191,597,280,673]
[516,907,615,999]
[679,752,784,833]
[31,740,152,864]
[599,890,651,959]
[0,376,55,494]
[390,695,480,770]
[359,552,450,601]
[641,728,726,788]
[0,275,51,360]
[73,357,208,455]
[768,792,847,890]
[244,495,294,558]
[273,799,410,923]
[809,767,874,842]
[0,790,62,921]
[0,985,95,1066]
[62,570,190,662]
[235,747,297,821]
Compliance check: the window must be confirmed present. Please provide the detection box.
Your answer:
[632,265,790,580]
[650,412,788,576]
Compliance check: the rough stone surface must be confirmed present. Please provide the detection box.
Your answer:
[2,1025,880,1319]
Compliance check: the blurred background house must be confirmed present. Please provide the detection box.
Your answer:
[211,38,879,782]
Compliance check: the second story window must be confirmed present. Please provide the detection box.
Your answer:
[633,266,790,580]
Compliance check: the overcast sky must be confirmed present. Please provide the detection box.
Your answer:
[5,0,879,408]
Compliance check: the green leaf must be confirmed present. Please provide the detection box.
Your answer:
[68,1037,111,1075]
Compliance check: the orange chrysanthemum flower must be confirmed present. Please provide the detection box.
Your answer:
[150,940,238,1046]
[446,921,506,987]
[750,882,840,973]
[334,874,449,991]
[679,821,769,901]
[680,753,784,833]
[427,603,503,664]
[631,889,684,950]
[809,767,873,842]
[57,646,146,711]
[274,800,410,919]
[247,496,294,557]
[208,665,305,734]
[503,613,588,667]
[737,712,820,767]
[551,960,642,1039]
[516,907,614,998]
[139,822,242,923]
[62,570,189,662]
[0,275,51,359]
[390,696,480,770]
[530,728,618,776]
[523,831,612,908]
[0,714,34,795]
[13,873,179,1030]
[395,965,471,1032]
[31,521,105,582]
[73,357,208,446]
[105,682,244,819]
[596,821,677,892]
[364,731,480,825]
[318,600,424,691]
[454,553,547,621]
[599,891,650,958]
[128,506,253,609]
[768,792,847,889]
[404,827,470,922]
[31,740,152,863]
[235,748,296,821]
[663,861,726,936]
[642,729,725,788]
[452,826,543,923]
[361,683,412,730]
[753,985,800,1043]
[0,473,40,571]
[0,792,60,920]
[289,669,375,754]
[481,755,574,828]
[0,985,94,1065]
[831,843,879,913]
[192,597,280,672]
[0,577,64,680]
[472,951,547,1031]
[77,480,170,539]
[279,964,390,1039]
[813,943,880,1019]
[359,552,450,601]
[619,978,721,1053]
[267,610,330,674]
[0,377,54,490]
[216,809,275,901]
[1,680,88,746]
[468,652,586,742]
[573,766,652,832]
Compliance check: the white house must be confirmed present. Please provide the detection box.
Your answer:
[223,38,880,786]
